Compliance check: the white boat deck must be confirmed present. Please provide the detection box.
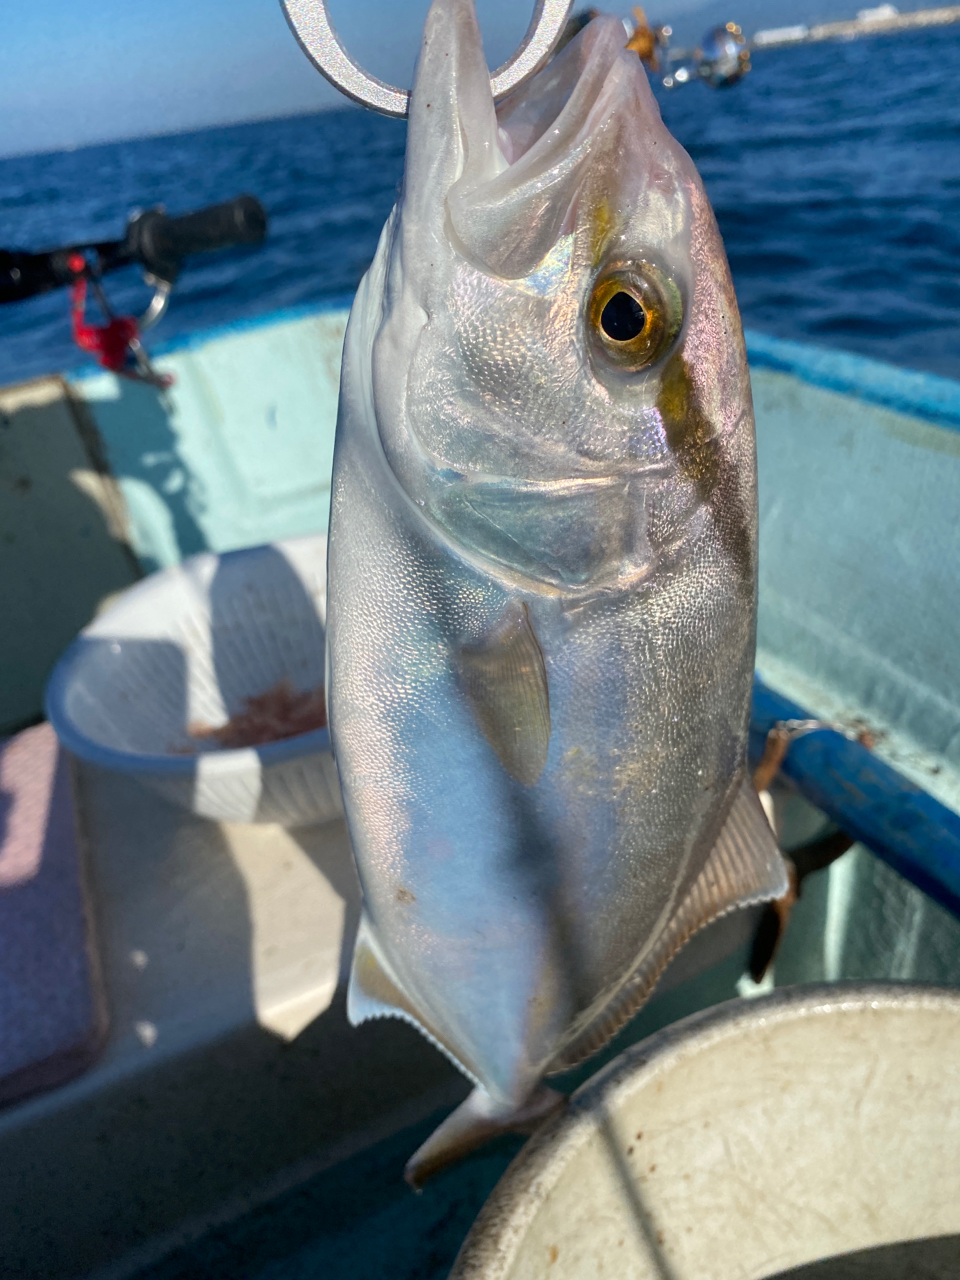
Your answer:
[0,759,465,1279]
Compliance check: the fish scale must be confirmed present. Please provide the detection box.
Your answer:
[327,0,787,1185]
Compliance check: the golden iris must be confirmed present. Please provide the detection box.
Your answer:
[588,263,683,371]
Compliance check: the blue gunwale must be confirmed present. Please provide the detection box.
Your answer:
[65,292,357,382]
[66,299,960,440]
[745,329,960,434]
[751,678,960,919]
[150,291,358,356]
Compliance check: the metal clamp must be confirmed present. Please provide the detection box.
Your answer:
[139,276,173,332]
[280,0,575,118]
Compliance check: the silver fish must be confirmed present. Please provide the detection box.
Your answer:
[327,0,787,1184]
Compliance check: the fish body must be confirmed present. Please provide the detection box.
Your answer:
[327,0,786,1176]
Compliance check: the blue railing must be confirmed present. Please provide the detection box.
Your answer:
[751,678,960,918]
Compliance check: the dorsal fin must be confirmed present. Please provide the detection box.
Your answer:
[456,601,551,786]
[548,776,789,1072]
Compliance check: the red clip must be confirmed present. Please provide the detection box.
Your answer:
[70,275,139,373]
[67,256,173,387]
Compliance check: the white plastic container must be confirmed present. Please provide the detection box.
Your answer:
[452,984,960,1280]
[46,535,342,826]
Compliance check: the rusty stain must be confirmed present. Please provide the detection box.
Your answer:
[752,724,792,792]
[636,1130,643,1140]
[627,1145,634,1155]
[547,1244,559,1266]
[649,1163,657,1173]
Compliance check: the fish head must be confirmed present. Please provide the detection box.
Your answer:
[369,0,753,595]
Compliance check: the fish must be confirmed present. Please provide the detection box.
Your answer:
[326,0,788,1186]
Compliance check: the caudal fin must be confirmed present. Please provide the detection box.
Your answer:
[405,1084,566,1190]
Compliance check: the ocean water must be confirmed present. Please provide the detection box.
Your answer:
[1,21,958,387]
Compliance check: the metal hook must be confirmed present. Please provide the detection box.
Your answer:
[280,0,575,118]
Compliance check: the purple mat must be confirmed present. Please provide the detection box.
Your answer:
[0,723,106,1106]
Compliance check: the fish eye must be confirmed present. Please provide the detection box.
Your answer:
[588,263,682,372]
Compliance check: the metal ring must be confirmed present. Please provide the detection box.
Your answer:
[139,278,173,332]
[280,0,575,118]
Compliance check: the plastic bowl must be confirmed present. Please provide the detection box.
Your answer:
[46,535,342,827]
[450,984,960,1280]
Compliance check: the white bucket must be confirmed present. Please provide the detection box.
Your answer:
[451,984,960,1280]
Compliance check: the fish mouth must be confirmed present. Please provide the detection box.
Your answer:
[411,0,637,280]
[494,14,631,165]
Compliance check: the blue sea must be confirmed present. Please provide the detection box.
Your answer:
[1,21,959,387]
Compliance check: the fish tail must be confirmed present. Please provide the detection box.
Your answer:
[404,1083,565,1190]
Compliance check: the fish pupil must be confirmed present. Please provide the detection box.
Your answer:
[600,292,646,342]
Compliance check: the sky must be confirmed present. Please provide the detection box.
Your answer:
[0,0,857,158]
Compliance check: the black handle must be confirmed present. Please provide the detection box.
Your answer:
[0,195,268,305]
[125,195,268,284]
[0,249,78,305]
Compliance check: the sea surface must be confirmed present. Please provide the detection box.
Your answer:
[1,21,959,386]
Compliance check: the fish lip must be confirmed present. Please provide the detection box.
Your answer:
[491,14,632,167]
[440,7,636,280]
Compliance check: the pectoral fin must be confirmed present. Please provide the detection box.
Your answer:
[550,776,789,1071]
[456,601,551,787]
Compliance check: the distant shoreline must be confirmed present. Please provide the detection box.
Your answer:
[754,4,960,48]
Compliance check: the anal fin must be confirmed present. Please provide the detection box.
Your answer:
[348,912,482,1087]
[347,912,416,1027]
[549,775,789,1072]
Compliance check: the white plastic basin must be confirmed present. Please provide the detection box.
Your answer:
[452,984,960,1280]
[46,534,342,826]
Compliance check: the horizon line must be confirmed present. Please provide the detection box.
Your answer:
[0,99,371,164]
